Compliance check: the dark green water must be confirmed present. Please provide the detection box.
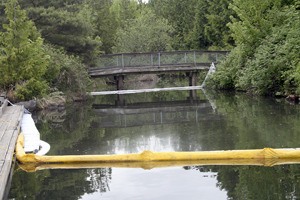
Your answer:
[8,90,300,199]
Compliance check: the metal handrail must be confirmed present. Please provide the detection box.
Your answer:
[92,50,229,69]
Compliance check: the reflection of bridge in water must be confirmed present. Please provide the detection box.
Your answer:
[92,96,220,128]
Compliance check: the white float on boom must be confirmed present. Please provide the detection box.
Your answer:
[21,112,50,156]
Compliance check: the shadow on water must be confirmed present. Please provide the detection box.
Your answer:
[9,89,300,200]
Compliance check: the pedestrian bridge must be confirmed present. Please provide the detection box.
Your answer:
[89,50,228,90]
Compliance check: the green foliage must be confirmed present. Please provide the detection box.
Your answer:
[205,0,234,49]
[149,0,233,50]
[295,62,300,93]
[109,0,139,28]
[113,8,173,53]
[56,55,92,95]
[4,0,298,99]
[149,0,197,50]
[87,0,117,54]
[228,0,280,48]
[15,78,48,100]
[186,0,209,49]
[208,48,242,90]
[43,44,92,95]
[0,0,49,100]
[211,1,300,95]
[237,9,300,94]
[25,4,101,66]
[42,44,62,85]
[20,0,83,9]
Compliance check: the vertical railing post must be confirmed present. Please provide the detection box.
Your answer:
[215,53,218,63]
[122,54,124,68]
[193,51,196,66]
[116,56,119,67]
[158,52,161,67]
[184,52,187,63]
[151,53,153,66]
[124,114,127,127]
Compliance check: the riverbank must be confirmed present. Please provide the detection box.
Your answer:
[1,90,90,112]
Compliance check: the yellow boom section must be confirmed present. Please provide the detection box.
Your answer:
[16,133,300,171]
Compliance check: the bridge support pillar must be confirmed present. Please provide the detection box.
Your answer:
[115,75,125,90]
[188,72,197,86]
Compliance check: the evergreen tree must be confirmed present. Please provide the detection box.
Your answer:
[20,0,101,66]
[0,0,49,100]
[187,0,209,50]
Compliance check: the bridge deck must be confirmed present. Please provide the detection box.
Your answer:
[0,100,23,199]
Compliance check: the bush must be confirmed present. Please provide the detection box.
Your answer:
[0,0,49,100]
[210,3,300,95]
[15,78,48,100]
[43,44,92,95]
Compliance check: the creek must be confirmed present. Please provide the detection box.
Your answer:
[8,82,300,199]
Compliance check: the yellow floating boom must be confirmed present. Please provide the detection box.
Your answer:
[16,133,300,171]
[19,158,300,172]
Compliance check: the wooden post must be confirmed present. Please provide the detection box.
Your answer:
[115,94,125,106]
[115,75,125,90]
[121,54,124,68]
[188,72,197,86]
[189,90,197,101]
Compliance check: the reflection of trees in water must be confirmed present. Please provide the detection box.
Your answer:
[184,165,300,199]
[211,91,300,149]
[86,168,112,193]
[181,91,300,199]
[9,168,112,200]
[35,102,98,155]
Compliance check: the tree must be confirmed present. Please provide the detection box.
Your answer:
[109,0,139,29]
[25,5,101,66]
[0,0,49,100]
[186,0,210,50]
[149,0,233,50]
[204,0,234,49]
[210,0,300,95]
[149,0,197,50]
[113,8,173,53]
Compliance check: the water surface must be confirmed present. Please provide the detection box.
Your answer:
[9,89,300,199]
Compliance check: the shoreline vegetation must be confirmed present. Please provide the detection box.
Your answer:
[0,0,299,108]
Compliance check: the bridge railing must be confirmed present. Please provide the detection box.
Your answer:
[93,50,228,69]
